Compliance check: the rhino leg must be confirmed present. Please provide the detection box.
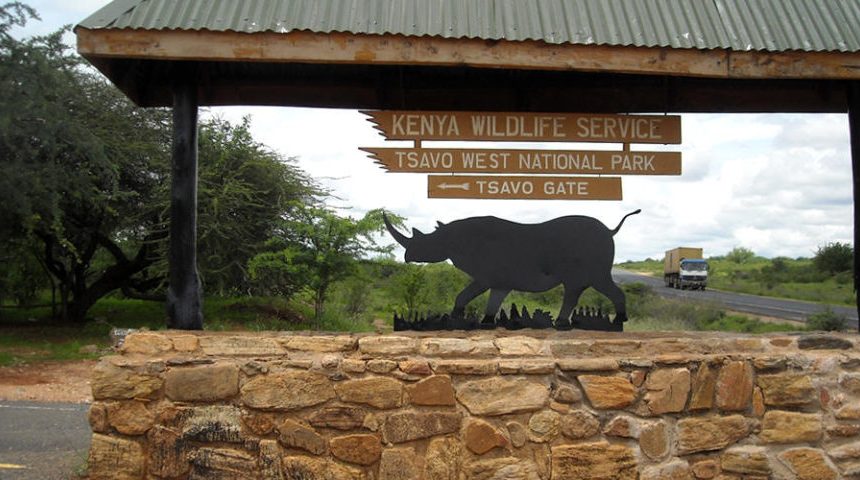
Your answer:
[485,288,511,320]
[558,284,587,322]
[591,275,628,322]
[452,280,488,316]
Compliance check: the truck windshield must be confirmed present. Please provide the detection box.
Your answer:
[681,261,707,271]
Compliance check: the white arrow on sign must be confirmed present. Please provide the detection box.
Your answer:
[437,182,470,191]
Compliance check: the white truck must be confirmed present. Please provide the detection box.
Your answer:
[664,247,708,290]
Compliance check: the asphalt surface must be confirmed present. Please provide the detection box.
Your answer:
[613,268,859,329]
[0,402,90,480]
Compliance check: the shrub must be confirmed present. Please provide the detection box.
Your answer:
[807,308,847,331]
[814,242,853,274]
[725,247,756,264]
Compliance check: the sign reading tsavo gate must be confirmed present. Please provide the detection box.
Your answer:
[363,111,681,144]
[362,148,681,175]
[361,110,682,200]
[429,175,622,200]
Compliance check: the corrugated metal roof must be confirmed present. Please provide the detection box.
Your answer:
[78,0,860,53]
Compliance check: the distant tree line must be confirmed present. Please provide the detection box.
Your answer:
[0,3,397,325]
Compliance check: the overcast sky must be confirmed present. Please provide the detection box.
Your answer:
[20,0,854,262]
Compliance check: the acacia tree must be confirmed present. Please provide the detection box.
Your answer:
[0,6,174,322]
[250,208,400,323]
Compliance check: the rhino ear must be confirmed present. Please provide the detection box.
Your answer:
[436,221,445,228]
[412,227,425,237]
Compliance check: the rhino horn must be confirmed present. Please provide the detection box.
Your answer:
[383,213,410,247]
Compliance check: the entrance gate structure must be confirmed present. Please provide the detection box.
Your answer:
[75,0,860,330]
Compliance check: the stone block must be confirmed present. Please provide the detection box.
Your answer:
[797,335,853,350]
[557,359,620,371]
[241,371,335,410]
[456,377,548,415]
[382,411,462,443]
[367,359,398,373]
[421,337,498,357]
[716,361,753,411]
[424,436,462,480]
[88,403,109,433]
[553,384,582,404]
[342,359,367,373]
[182,405,244,443]
[603,415,638,439]
[499,359,556,374]
[836,403,860,420]
[645,368,691,414]
[840,372,860,394]
[148,426,188,478]
[188,448,258,479]
[757,373,815,407]
[550,339,590,356]
[463,458,541,480]
[551,442,637,480]
[399,359,432,376]
[282,456,365,480]
[560,410,600,439]
[258,439,282,479]
[87,434,145,480]
[122,332,173,355]
[106,400,154,435]
[778,448,838,480]
[199,335,283,356]
[640,459,693,480]
[721,446,770,476]
[278,419,327,455]
[507,421,528,448]
[691,459,718,479]
[528,410,560,443]
[640,421,669,460]
[308,406,367,430]
[380,447,421,480]
[578,375,635,409]
[335,376,404,409]
[330,434,382,465]
[358,336,417,356]
[494,336,549,356]
[430,359,498,375]
[172,335,199,352]
[283,335,356,352]
[759,411,822,443]
[676,415,750,455]
[165,363,239,402]
[463,417,508,454]
[408,375,455,406]
[241,411,275,435]
[91,361,163,400]
[589,339,642,355]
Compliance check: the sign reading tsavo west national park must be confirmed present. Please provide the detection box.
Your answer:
[363,111,682,144]
[361,110,683,200]
[362,148,681,175]
[428,175,621,200]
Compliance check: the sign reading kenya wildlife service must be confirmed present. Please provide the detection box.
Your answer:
[361,110,682,200]
[363,111,681,144]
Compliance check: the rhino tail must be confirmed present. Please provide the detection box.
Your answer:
[610,209,641,236]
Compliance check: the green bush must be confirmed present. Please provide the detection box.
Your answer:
[807,308,847,331]
[814,242,853,274]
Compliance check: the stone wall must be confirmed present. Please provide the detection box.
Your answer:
[86,331,860,479]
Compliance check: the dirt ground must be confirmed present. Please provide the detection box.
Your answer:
[0,360,95,403]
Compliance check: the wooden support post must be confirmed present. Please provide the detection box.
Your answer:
[849,82,860,331]
[166,77,203,329]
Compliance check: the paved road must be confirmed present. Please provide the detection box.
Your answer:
[0,402,90,480]
[613,269,859,328]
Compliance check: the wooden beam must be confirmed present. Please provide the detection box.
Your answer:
[166,77,203,330]
[76,28,860,81]
[848,81,860,331]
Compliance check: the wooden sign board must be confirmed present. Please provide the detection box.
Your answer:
[428,175,622,200]
[363,111,681,144]
[363,147,681,175]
